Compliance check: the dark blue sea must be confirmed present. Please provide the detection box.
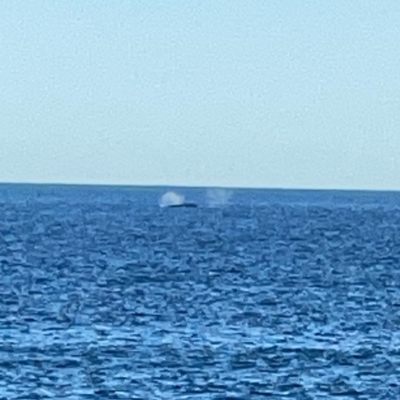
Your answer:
[1,184,400,399]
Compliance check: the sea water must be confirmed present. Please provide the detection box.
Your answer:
[0,184,399,399]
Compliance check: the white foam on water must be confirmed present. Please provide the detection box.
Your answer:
[159,191,185,207]
[206,188,233,207]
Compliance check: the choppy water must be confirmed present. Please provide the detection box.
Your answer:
[1,184,400,399]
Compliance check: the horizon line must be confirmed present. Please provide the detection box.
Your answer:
[0,180,399,194]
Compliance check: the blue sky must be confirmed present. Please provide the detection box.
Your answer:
[1,1,399,190]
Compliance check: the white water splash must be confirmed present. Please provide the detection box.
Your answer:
[159,191,185,207]
[206,188,233,207]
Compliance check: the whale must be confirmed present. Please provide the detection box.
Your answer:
[165,202,198,208]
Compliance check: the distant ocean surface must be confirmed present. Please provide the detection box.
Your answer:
[1,184,400,399]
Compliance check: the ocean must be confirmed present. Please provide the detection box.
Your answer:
[1,184,400,399]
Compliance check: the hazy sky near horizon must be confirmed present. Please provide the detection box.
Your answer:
[1,1,400,190]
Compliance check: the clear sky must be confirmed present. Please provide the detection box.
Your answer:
[1,1,399,190]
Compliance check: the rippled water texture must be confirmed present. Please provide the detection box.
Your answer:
[1,184,400,399]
